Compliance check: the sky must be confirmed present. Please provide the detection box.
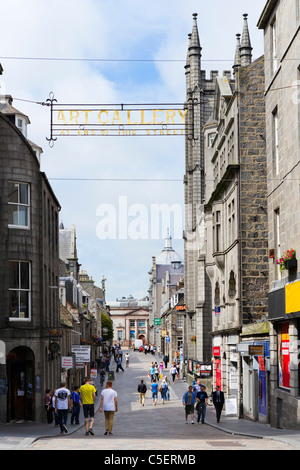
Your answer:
[0,0,265,302]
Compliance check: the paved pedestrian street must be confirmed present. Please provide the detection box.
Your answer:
[29,351,294,452]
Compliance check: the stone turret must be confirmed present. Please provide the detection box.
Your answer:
[188,13,202,88]
[240,13,253,66]
[233,33,242,74]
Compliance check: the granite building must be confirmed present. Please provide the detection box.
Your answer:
[204,17,269,421]
[183,14,217,371]
[148,232,184,350]
[258,0,300,429]
[0,78,61,422]
[183,13,270,424]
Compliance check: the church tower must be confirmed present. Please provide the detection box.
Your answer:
[184,14,218,365]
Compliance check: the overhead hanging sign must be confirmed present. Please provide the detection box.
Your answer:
[44,93,189,146]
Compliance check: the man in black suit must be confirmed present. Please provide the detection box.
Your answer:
[212,385,225,423]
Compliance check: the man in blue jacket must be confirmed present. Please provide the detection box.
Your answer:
[182,385,195,424]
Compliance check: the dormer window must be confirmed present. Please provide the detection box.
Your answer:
[16,116,27,137]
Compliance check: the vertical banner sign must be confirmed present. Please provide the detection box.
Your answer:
[45,94,188,146]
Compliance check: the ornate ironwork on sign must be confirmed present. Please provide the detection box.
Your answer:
[44,93,191,146]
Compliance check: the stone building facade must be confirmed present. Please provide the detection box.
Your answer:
[184,13,271,422]
[183,14,216,372]
[107,296,149,347]
[0,90,61,422]
[148,232,184,350]
[204,47,269,420]
[258,0,300,429]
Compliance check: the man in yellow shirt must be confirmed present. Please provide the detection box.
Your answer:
[79,377,96,436]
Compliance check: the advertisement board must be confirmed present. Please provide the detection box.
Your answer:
[72,345,91,364]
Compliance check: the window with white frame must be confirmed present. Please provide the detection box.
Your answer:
[228,199,236,246]
[9,261,31,320]
[177,314,183,328]
[16,116,27,137]
[8,181,30,228]
[208,132,216,147]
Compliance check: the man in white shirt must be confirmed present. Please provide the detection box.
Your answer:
[99,381,118,435]
[55,382,71,434]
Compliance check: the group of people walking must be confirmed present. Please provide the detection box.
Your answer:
[182,382,225,425]
[44,378,98,435]
[44,367,119,437]
[45,349,226,438]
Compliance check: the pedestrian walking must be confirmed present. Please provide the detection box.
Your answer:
[196,385,208,423]
[159,380,168,404]
[99,368,106,386]
[182,385,195,424]
[99,381,118,435]
[137,379,147,406]
[149,363,155,382]
[164,376,171,401]
[193,379,204,395]
[79,377,96,436]
[170,364,177,383]
[163,354,169,369]
[55,382,71,434]
[151,379,159,406]
[125,352,130,367]
[70,386,81,425]
[212,385,225,423]
[116,355,124,372]
[52,390,59,427]
[105,356,110,371]
[44,389,53,424]
[118,347,123,361]
[154,363,160,382]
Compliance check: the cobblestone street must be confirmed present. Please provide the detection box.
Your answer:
[28,351,295,451]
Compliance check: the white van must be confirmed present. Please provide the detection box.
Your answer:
[134,339,144,351]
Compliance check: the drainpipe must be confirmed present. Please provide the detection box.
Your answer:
[236,71,244,419]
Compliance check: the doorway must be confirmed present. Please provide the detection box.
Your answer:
[6,347,35,422]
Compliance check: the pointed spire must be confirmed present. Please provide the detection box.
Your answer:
[240,14,252,67]
[164,228,172,250]
[233,33,241,74]
[188,13,202,88]
[189,13,202,58]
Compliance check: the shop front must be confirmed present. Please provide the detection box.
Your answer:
[268,279,300,429]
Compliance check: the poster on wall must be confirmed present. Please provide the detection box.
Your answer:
[278,322,290,389]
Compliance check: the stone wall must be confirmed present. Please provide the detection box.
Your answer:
[238,55,269,323]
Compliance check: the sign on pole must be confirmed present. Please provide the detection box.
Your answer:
[72,345,91,364]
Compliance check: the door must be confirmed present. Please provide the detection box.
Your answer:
[7,347,35,421]
[259,370,267,417]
